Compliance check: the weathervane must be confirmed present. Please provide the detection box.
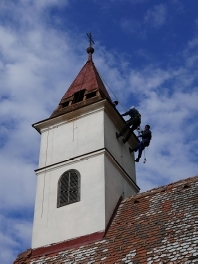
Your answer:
[86,32,95,47]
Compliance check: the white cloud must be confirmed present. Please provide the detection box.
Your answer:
[110,0,149,3]
[188,37,198,49]
[128,67,171,95]
[120,4,167,36]
[0,215,32,263]
[34,0,69,10]
[121,18,141,34]
[144,4,167,28]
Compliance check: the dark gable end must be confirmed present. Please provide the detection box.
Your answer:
[14,175,198,264]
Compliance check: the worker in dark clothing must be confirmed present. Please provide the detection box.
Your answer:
[116,106,141,143]
[129,124,152,162]
[113,100,118,107]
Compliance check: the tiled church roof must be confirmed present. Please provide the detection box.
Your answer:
[14,175,198,264]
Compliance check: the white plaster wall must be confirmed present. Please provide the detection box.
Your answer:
[104,112,136,182]
[104,154,137,227]
[32,153,106,249]
[32,102,139,249]
[39,109,104,168]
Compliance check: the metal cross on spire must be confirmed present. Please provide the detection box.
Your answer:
[86,32,95,47]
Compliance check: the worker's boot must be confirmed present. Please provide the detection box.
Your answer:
[116,132,120,139]
[122,138,126,143]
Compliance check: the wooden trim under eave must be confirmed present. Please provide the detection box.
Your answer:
[31,231,105,258]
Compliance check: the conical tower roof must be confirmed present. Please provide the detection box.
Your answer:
[50,45,112,118]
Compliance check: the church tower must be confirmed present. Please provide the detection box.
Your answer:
[31,40,140,249]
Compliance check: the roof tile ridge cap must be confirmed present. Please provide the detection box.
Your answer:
[14,248,32,263]
[122,175,198,203]
[92,64,111,97]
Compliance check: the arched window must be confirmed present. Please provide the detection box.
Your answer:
[57,169,80,208]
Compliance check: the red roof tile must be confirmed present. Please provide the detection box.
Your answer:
[14,175,198,264]
[61,59,111,102]
[50,47,112,118]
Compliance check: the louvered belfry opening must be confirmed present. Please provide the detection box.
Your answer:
[57,170,80,207]
[72,89,85,104]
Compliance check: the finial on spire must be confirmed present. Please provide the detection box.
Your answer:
[86,32,95,47]
[86,32,95,61]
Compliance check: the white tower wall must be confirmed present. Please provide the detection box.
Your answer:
[104,110,136,183]
[104,152,137,227]
[32,100,139,249]
[32,153,106,248]
[38,108,104,168]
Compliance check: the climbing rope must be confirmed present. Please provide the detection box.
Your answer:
[97,71,127,111]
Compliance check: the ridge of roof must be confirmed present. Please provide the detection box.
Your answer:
[122,174,198,203]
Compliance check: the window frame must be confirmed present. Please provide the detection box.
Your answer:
[57,169,80,208]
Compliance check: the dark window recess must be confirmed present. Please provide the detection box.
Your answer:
[86,91,97,99]
[57,170,80,207]
[72,90,85,104]
[61,101,70,108]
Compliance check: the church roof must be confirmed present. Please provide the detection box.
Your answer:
[14,175,198,264]
[50,46,112,118]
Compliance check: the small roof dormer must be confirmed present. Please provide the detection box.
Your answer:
[50,36,112,118]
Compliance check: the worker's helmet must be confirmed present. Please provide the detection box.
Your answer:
[145,125,150,129]
[130,105,135,109]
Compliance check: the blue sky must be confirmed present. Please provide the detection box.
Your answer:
[0,0,198,263]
